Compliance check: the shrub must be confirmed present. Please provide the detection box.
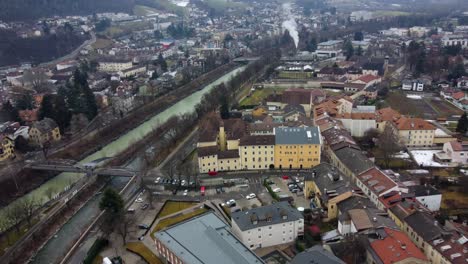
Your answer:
[83,238,109,264]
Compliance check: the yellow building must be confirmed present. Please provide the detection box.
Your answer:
[239,135,275,170]
[274,127,322,170]
[303,163,355,221]
[0,136,15,161]
[29,118,61,146]
[391,117,436,147]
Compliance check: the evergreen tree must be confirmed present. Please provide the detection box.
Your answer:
[344,39,354,60]
[99,188,124,215]
[2,101,20,121]
[220,95,230,119]
[306,38,317,52]
[158,53,168,72]
[456,112,468,134]
[16,93,35,110]
[354,31,364,41]
[356,45,363,56]
[39,94,55,120]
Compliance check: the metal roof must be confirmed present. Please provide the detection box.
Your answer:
[155,212,264,264]
[274,126,321,145]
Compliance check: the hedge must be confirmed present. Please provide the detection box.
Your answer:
[83,238,109,264]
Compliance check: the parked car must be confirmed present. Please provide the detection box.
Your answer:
[226,199,236,207]
[266,180,275,185]
[216,187,221,194]
[291,188,299,193]
[181,180,187,186]
[246,193,256,200]
[141,203,149,210]
[183,189,188,196]
[208,171,218,176]
[154,177,161,183]
[273,188,281,193]
[282,175,289,180]
[138,224,149,229]
[220,187,225,193]
[135,198,143,203]
[172,189,178,195]
[127,208,136,213]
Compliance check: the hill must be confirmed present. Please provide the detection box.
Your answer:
[0,0,134,21]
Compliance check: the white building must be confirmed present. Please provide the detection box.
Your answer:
[434,140,468,165]
[316,40,343,58]
[442,34,468,48]
[408,185,442,212]
[336,112,376,137]
[97,59,133,72]
[231,202,303,249]
[402,80,425,92]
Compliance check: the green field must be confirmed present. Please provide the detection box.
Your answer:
[104,20,154,38]
[239,88,284,106]
[205,0,247,12]
[133,5,160,16]
[134,0,186,16]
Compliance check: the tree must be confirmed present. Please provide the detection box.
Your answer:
[456,112,468,134]
[153,30,163,40]
[23,69,48,91]
[6,202,25,233]
[378,126,402,168]
[362,128,380,149]
[449,63,466,80]
[19,196,41,228]
[220,94,230,119]
[2,101,20,121]
[16,93,35,110]
[354,31,364,41]
[306,38,317,52]
[99,188,124,215]
[343,39,354,60]
[158,53,168,72]
[356,45,363,56]
[116,214,134,244]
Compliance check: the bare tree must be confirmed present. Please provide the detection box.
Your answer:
[115,213,135,244]
[19,196,41,228]
[6,202,25,234]
[22,69,48,91]
[45,186,57,201]
[378,126,402,168]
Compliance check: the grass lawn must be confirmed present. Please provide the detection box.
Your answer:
[205,0,246,12]
[0,218,39,256]
[441,186,468,210]
[92,255,103,264]
[92,38,113,49]
[104,21,153,38]
[133,5,160,16]
[157,201,199,219]
[240,88,283,106]
[126,242,163,264]
[151,208,208,236]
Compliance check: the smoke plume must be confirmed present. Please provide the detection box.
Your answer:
[281,3,299,48]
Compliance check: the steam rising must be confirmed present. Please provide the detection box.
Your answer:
[281,3,299,48]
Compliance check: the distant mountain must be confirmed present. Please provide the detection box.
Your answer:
[0,0,135,21]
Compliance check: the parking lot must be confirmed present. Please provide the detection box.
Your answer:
[268,175,309,209]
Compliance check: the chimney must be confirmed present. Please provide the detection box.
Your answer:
[401,243,407,250]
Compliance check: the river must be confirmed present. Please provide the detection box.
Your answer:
[28,65,245,263]
[0,66,246,228]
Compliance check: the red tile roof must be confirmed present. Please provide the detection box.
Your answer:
[357,167,397,195]
[370,228,427,264]
[393,117,435,131]
[355,74,381,84]
[452,91,465,100]
[376,107,401,122]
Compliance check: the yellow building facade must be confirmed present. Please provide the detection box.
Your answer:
[0,136,15,161]
[273,127,322,170]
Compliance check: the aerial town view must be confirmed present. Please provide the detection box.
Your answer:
[1,0,468,263]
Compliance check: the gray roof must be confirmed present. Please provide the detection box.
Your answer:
[305,163,354,204]
[404,211,446,241]
[232,202,303,231]
[291,245,345,264]
[334,147,374,176]
[408,185,441,197]
[155,212,264,264]
[32,118,58,134]
[274,126,321,145]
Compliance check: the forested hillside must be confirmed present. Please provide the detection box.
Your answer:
[0,29,88,66]
[0,0,134,21]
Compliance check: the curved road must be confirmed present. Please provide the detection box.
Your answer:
[39,32,96,67]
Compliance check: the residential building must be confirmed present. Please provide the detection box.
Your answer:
[441,34,468,47]
[274,127,322,170]
[316,40,343,58]
[154,212,264,264]
[97,59,133,72]
[336,112,376,137]
[118,65,146,78]
[291,245,344,264]
[434,140,468,164]
[28,118,61,146]
[231,202,304,249]
[366,227,428,264]
[304,163,354,221]
[329,145,374,181]
[239,135,275,170]
[356,167,399,209]
[375,107,401,132]
[408,185,442,212]
[402,79,425,92]
[0,135,15,161]
[391,117,436,147]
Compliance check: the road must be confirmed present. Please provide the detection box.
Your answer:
[39,32,96,67]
